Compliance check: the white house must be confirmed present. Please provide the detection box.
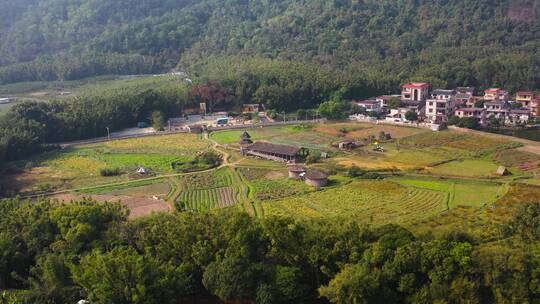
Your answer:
[506,109,531,125]
[455,107,487,126]
[401,83,430,103]
[425,89,456,124]
[355,100,382,113]
[484,101,508,119]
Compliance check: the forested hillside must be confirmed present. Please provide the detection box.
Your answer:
[0,0,539,90]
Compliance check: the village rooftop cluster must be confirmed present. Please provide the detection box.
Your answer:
[353,83,540,127]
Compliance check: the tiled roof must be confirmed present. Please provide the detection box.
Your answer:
[246,142,301,157]
[403,82,430,89]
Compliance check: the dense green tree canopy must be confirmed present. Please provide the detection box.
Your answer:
[0,0,538,91]
[1,198,540,303]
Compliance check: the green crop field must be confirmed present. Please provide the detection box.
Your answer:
[237,166,317,201]
[177,187,238,211]
[390,177,506,208]
[8,133,210,193]
[175,168,242,212]
[181,168,234,190]
[5,121,540,228]
[425,159,500,178]
[256,179,449,225]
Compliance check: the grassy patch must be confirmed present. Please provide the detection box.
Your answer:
[391,176,506,208]
[175,168,240,212]
[258,179,448,225]
[426,159,499,178]
[78,178,165,194]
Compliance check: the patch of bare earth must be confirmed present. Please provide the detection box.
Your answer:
[52,193,170,219]
[2,167,64,193]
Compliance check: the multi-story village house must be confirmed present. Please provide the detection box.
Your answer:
[506,109,531,125]
[516,91,539,117]
[484,101,508,119]
[455,87,475,108]
[455,107,487,126]
[516,91,534,108]
[484,88,509,102]
[401,83,430,104]
[425,89,456,124]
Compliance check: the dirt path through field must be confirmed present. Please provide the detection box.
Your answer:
[207,136,254,215]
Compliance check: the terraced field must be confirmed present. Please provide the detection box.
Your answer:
[257,180,449,225]
[175,168,241,212]
[177,187,237,211]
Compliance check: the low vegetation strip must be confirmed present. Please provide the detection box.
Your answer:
[179,168,234,190]
[177,187,238,211]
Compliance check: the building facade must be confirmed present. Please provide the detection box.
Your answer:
[455,108,487,126]
[401,83,430,103]
[484,88,509,102]
[425,89,456,124]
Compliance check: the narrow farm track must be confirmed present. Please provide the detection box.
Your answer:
[25,134,257,218]
[166,177,184,208]
[206,136,255,214]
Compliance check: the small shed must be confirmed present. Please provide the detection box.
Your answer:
[304,170,329,188]
[239,131,253,145]
[496,166,510,176]
[288,165,307,180]
[137,167,148,174]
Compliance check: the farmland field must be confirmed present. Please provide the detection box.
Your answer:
[390,177,506,208]
[425,159,500,178]
[256,179,449,225]
[4,120,540,230]
[174,168,242,212]
[2,133,210,194]
[237,166,315,202]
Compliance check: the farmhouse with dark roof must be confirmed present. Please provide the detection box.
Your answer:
[241,141,307,162]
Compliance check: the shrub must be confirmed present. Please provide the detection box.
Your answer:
[448,116,461,126]
[99,168,121,177]
[347,166,365,177]
[306,154,320,165]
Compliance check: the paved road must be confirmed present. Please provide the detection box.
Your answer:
[57,119,324,148]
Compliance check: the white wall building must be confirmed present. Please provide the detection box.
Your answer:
[425,89,456,124]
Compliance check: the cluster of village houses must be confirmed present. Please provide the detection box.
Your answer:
[354,83,540,127]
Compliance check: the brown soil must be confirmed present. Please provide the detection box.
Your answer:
[52,193,170,219]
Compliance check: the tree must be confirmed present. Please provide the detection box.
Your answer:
[448,115,461,126]
[297,109,307,120]
[388,97,402,109]
[191,82,233,113]
[318,100,348,120]
[405,111,418,122]
[474,100,485,108]
[72,247,196,304]
[151,111,166,131]
[459,117,480,129]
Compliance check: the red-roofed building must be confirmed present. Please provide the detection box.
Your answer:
[401,82,430,103]
[484,88,509,102]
